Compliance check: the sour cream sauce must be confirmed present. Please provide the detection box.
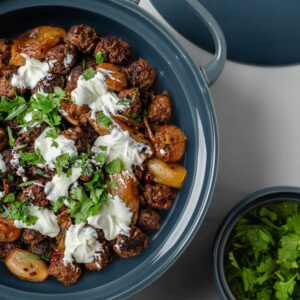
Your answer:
[93,127,148,169]
[71,71,126,119]
[14,205,60,238]
[35,127,78,169]
[63,223,103,265]
[44,167,82,202]
[0,153,6,173]
[11,54,49,89]
[87,195,132,241]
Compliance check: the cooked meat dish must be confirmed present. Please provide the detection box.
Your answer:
[0,24,187,285]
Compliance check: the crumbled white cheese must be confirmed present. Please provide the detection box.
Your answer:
[0,153,6,173]
[63,54,73,68]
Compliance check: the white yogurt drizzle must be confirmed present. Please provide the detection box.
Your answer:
[14,205,60,238]
[34,127,78,169]
[87,195,132,241]
[0,153,6,173]
[44,167,82,202]
[64,54,74,68]
[11,54,49,89]
[93,127,149,170]
[0,191,5,199]
[63,223,103,266]
[71,71,126,119]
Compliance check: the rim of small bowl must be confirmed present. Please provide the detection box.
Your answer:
[213,186,300,300]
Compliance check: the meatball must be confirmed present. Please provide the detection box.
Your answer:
[57,210,73,231]
[128,58,156,91]
[85,241,112,271]
[0,241,21,259]
[18,183,50,207]
[94,35,131,65]
[28,238,53,258]
[137,208,160,231]
[60,100,90,126]
[144,183,176,210]
[22,229,47,245]
[65,64,82,94]
[49,252,81,285]
[0,128,7,151]
[0,39,12,67]
[118,88,142,118]
[112,227,148,258]
[46,43,77,75]
[61,127,91,153]
[31,74,65,94]
[154,125,186,162]
[0,66,25,97]
[65,24,98,54]
[16,124,46,148]
[148,93,172,123]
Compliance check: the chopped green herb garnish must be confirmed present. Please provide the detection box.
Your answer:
[108,180,117,190]
[95,51,106,64]
[99,145,107,151]
[105,158,124,174]
[97,111,112,127]
[46,128,59,139]
[94,153,106,166]
[20,149,45,166]
[83,67,96,80]
[3,200,37,226]
[54,153,71,175]
[6,126,15,147]
[18,180,36,188]
[35,168,50,178]
[52,197,66,213]
[3,193,15,203]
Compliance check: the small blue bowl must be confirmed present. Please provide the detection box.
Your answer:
[213,186,300,300]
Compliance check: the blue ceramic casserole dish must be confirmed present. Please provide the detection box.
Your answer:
[0,0,226,299]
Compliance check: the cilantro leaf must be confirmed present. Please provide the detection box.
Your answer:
[83,68,96,80]
[52,197,66,213]
[20,149,45,166]
[54,153,71,175]
[6,126,15,147]
[274,277,296,300]
[105,158,124,174]
[95,51,106,64]
[45,128,59,139]
[97,111,112,127]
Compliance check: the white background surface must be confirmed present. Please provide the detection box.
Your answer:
[131,1,300,299]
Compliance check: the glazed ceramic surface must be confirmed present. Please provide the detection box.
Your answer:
[213,186,300,299]
[150,0,300,66]
[0,0,226,299]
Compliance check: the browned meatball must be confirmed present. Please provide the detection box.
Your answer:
[60,100,90,126]
[112,227,148,258]
[0,241,21,259]
[85,241,112,271]
[48,251,82,285]
[0,128,7,151]
[31,74,65,94]
[128,58,156,91]
[16,124,46,148]
[0,39,12,67]
[0,66,25,97]
[56,210,73,231]
[137,208,160,231]
[61,127,91,153]
[65,24,98,54]
[18,183,50,207]
[144,183,176,210]
[28,238,53,258]
[46,43,77,75]
[22,229,47,245]
[94,35,131,65]
[148,94,172,123]
[65,64,82,94]
[154,125,186,162]
[118,88,142,117]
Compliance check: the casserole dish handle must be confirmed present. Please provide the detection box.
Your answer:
[185,0,227,86]
[129,0,227,86]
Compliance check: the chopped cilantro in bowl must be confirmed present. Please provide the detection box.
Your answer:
[213,188,300,300]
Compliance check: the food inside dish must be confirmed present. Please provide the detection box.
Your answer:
[225,201,300,300]
[0,24,187,285]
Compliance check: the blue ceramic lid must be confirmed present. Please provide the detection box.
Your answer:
[150,0,300,66]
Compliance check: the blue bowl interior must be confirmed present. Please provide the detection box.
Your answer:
[213,187,300,300]
[0,1,217,299]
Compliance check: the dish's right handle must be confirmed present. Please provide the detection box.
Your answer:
[185,0,227,86]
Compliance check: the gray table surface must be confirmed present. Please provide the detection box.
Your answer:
[131,1,300,299]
